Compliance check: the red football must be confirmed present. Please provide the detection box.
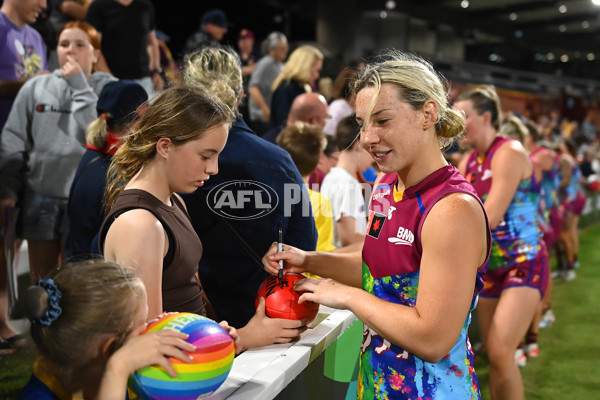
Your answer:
[255,273,319,323]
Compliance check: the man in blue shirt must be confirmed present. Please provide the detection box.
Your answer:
[182,46,318,329]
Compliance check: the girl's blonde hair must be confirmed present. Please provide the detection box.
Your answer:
[182,46,243,114]
[86,117,109,148]
[272,45,324,91]
[352,50,465,149]
[25,260,146,383]
[104,85,234,212]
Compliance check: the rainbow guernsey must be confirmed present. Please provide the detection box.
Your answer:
[465,136,544,272]
[360,165,489,400]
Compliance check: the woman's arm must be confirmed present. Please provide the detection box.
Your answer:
[59,0,88,20]
[263,243,363,287]
[484,140,532,229]
[103,209,167,319]
[535,148,554,172]
[559,154,573,189]
[147,30,164,91]
[294,193,488,363]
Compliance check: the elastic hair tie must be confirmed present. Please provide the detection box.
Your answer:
[34,279,63,326]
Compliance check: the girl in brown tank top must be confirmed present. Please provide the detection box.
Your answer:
[99,86,235,328]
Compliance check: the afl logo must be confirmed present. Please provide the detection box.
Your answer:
[207,180,279,220]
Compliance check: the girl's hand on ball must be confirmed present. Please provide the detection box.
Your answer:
[219,320,242,355]
[109,329,195,377]
[237,297,308,351]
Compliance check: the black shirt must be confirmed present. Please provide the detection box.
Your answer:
[86,0,156,79]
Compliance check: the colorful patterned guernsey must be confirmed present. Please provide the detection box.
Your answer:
[560,157,583,204]
[529,146,560,241]
[465,136,543,270]
[359,165,489,400]
[531,147,560,213]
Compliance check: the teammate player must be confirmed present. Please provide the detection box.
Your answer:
[455,88,547,400]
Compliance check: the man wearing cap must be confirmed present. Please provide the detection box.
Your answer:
[182,9,229,55]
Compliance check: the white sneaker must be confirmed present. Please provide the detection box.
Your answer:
[539,318,551,328]
[515,348,527,367]
[525,343,539,358]
[539,308,556,328]
[565,270,576,281]
[551,270,563,279]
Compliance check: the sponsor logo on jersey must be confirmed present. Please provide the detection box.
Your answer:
[373,188,390,201]
[366,210,386,239]
[481,169,493,181]
[388,225,414,246]
[387,206,396,220]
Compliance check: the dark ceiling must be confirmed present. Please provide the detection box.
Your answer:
[383,0,600,76]
[152,0,600,81]
[388,0,600,52]
[277,0,600,80]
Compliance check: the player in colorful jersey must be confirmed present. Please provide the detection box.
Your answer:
[523,120,561,344]
[557,138,586,280]
[499,115,552,363]
[263,51,491,399]
[455,88,548,400]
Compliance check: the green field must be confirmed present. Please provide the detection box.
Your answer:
[2,223,600,399]
[477,223,600,399]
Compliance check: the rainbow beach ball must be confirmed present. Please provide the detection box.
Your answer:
[129,312,235,400]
